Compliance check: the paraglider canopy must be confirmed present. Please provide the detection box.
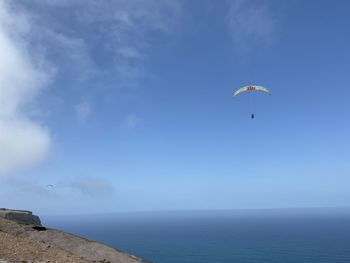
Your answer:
[233,85,271,96]
[233,85,271,119]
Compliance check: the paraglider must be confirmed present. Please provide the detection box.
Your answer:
[46,184,54,191]
[233,85,271,119]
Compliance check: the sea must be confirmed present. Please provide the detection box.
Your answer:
[42,208,350,263]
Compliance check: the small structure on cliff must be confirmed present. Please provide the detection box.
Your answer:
[0,208,41,226]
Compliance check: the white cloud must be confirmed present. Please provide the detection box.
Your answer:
[227,0,275,50]
[74,101,91,123]
[80,0,182,87]
[8,0,183,133]
[0,120,50,175]
[0,0,182,176]
[14,0,182,88]
[0,1,52,176]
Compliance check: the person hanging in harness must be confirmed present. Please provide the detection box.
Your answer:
[233,85,271,120]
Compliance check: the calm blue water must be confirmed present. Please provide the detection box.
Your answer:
[43,209,350,263]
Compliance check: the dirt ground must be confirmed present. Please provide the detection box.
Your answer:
[0,231,90,262]
[0,217,149,263]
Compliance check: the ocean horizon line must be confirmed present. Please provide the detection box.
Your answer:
[41,206,350,218]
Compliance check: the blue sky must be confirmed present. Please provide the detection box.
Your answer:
[0,0,349,215]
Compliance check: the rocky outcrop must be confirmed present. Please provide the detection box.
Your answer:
[0,209,150,263]
[0,209,41,226]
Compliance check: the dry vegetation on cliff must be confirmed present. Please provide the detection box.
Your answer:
[0,217,149,263]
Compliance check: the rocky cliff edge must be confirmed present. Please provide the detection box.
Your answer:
[0,209,150,263]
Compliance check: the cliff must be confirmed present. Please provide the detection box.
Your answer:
[0,209,41,226]
[0,209,150,263]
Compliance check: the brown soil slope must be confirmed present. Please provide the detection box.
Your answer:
[0,217,150,263]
